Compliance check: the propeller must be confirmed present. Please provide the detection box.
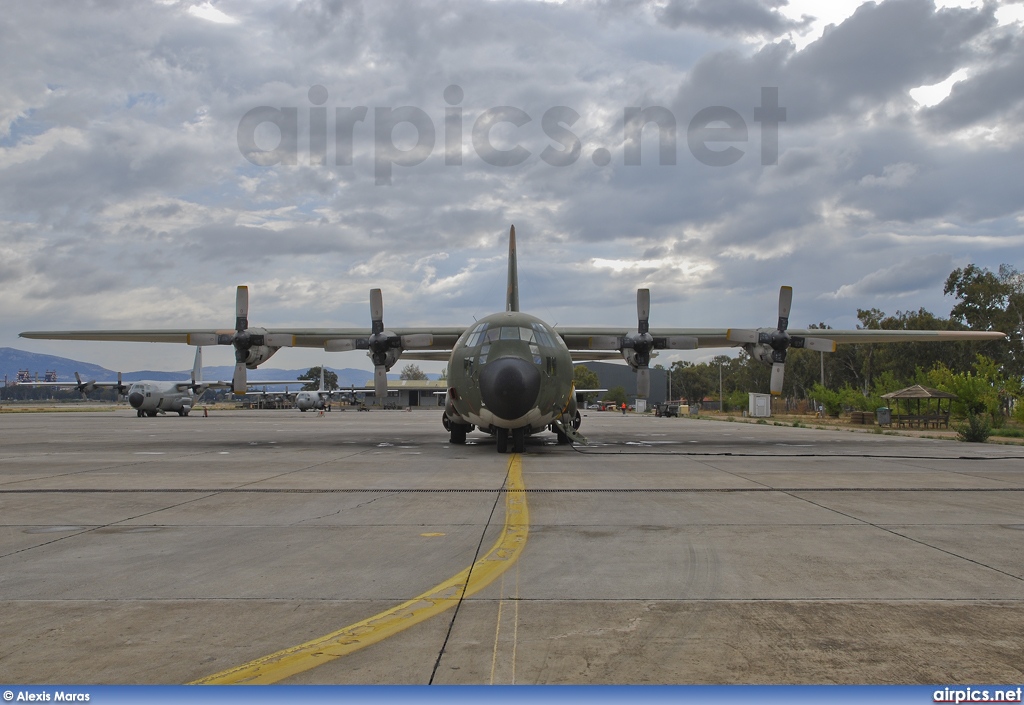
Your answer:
[621,289,655,398]
[726,286,835,395]
[187,286,293,395]
[341,289,432,404]
[619,289,697,398]
[73,372,97,398]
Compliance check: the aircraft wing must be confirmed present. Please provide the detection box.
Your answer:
[556,326,1005,353]
[16,380,124,388]
[19,327,467,351]
[21,326,1005,357]
[173,380,298,392]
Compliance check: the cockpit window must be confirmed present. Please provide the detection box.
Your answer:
[464,323,488,348]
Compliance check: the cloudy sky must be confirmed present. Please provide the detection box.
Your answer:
[3,0,1023,373]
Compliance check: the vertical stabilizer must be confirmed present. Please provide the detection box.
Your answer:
[319,365,326,392]
[192,346,203,384]
[506,225,519,312]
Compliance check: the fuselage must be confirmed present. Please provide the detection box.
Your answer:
[126,382,197,416]
[294,390,327,411]
[445,311,574,432]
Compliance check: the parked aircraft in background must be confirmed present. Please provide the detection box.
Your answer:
[21,226,1006,448]
[293,366,345,411]
[18,347,292,417]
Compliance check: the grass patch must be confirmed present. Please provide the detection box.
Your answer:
[990,427,1024,438]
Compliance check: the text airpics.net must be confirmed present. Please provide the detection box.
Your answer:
[237,85,786,184]
[934,687,1024,703]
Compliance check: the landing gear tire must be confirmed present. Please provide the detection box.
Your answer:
[496,427,509,453]
[137,410,144,417]
[554,426,571,444]
[511,427,526,453]
[450,426,467,444]
[146,410,157,417]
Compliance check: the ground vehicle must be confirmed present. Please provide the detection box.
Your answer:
[655,402,680,417]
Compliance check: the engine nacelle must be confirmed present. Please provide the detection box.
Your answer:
[240,327,276,368]
[244,345,278,369]
[621,348,641,371]
[370,347,401,372]
[744,342,775,366]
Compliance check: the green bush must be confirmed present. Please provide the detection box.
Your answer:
[956,413,991,443]
[810,384,844,417]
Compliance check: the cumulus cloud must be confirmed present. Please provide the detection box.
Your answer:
[2,0,1021,371]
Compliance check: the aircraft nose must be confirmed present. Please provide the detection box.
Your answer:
[479,356,540,421]
[128,392,144,409]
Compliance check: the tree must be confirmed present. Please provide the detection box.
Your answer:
[945,264,1022,377]
[573,365,601,404]
[670,361,714,406]
[603,386,628,406]
[298,366,338,391]
[400,364,428,380]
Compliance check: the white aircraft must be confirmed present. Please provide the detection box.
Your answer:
[20,226,1007,448]
[19,347,293,417]
[293,366,343,412]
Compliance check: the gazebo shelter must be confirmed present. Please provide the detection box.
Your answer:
[880,385,958,429]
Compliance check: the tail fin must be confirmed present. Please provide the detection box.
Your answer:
[319,365,326,392]
[506,224,519,312]
[192,346,203,384]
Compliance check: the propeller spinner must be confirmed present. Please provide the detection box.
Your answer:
[726,286,835,395]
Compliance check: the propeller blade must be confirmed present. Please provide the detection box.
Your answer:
[325,338,357,352]
[792,336,836,352]
[235,286,249,332]
[370,289,384,333]
[636,367,651,398]
[637,288,651,334]
[374,366,388,402]
[400,333,433,348]
[777,286,792,331]
[770,362,785,395]
[726,329,759,344]
[232,363,247,395]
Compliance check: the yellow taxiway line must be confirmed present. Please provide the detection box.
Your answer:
[191,453,529,685]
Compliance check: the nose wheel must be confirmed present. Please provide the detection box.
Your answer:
[495,427,526,453]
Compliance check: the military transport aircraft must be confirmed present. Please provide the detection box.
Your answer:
[293,366,345,412]
[21,226,1006,450]
[19,347,292,417]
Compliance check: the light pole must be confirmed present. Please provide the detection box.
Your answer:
[719,362,724,413]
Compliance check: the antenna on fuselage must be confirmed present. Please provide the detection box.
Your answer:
[506,224,519,312]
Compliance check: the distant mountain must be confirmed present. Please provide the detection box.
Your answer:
[0,347,114,384]
[1,348,440,387]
